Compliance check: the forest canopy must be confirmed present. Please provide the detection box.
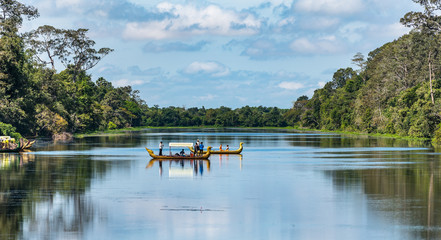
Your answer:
[285,0,441,144]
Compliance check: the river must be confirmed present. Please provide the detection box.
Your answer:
[1,128,440,239]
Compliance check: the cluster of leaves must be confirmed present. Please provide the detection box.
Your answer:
[287,0,441,143]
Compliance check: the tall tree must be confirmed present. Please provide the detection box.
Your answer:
[0,0,38,34]
[59,29,113,81]
[400,0,441,104]
[26,25,63,70]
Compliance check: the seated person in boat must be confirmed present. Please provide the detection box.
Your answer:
[180,149,186,156]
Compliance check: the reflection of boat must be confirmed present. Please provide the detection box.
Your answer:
[146,159,211,172]
[145,146,212,159]
[0,153,35,169]
[189,142,243,154]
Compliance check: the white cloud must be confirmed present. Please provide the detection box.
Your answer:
[184,61,230,77]
[339,21,369,43]
[55,0,82,8]
[123,3,261,40]
[278,82,304,90]
[197,94,217,101]
[290,38,316,53]
[277,16,296,27]
[369,22,410,39]
[289,37,341,54]
[299,17,340,30]
[295,0,364,15]
[318,81,326,88]
[114,79,145,87]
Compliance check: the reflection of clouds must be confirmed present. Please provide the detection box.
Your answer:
[22,193,102,239]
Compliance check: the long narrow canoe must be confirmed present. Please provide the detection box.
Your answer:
[189,142,243,154]
[146,146,212,159]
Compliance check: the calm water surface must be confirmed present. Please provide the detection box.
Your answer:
[1,128,441,240]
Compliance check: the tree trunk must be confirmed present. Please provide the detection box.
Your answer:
[429,53,435,104]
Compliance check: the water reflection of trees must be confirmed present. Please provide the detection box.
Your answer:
[324,152,441,239]
[0,154,110,239]
[286,134,432,149]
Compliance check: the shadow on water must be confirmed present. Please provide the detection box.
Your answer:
[319,145,441,239]
[0,152,113,239]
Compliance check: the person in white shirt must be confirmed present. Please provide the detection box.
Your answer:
[159,141,164,156]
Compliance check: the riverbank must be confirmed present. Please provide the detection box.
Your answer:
[74,125,432,144]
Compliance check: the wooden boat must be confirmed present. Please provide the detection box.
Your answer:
[0,137,35,152]
[145,146,212,159]
[189,142,243,154]
[0,148,22,153]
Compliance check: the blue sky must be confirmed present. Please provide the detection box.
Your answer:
[21,0,421,109]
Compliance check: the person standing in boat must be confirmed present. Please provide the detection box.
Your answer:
[199,142,204,155]
[219,144,222,151]
[159,141,164,156]
[194,141,199,156]
[226,145,229,151]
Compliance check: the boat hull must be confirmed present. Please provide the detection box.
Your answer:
[189,142,243,154]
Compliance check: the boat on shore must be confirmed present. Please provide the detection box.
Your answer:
[189,142,243,154]
[0,137,35,152]
[145,146,212,159]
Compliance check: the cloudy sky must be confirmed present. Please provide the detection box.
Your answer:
[21,0,421,108]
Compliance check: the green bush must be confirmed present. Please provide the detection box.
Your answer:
[432,123,441,146]
[108,121,117,130]
[0,122,23,139]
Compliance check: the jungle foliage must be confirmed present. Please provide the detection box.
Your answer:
[287,0,441,144]
[0,0,143,137]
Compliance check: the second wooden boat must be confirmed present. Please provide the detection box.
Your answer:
[189,142,243,154]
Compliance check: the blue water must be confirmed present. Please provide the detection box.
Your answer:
[1,128,440,240]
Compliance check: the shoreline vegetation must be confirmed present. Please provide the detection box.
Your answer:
[3,0,441,147]
[74,125,432,146]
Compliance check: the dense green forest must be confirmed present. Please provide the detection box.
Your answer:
[3,0,441,144]
[286,0,441,144]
